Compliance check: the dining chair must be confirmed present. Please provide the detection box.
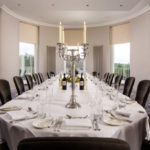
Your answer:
[13,76,25,95]
[107,73,114,86]
[92,71,97,77]
[0,142,10,150]
[142,139,150,150]
[38,73,44,83]
[25,75,34,90]
[135,80,150,107]
[123,77,135,97]
[47,72,51,79]
[18,137,130,150]
[33,73,40,85]
[114,75,123,89]
[50,71,55,76]
[103,73,109,82]
[0,79,12,104]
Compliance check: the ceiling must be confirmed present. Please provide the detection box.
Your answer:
[0,0,150,28]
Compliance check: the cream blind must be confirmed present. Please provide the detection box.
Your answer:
[19,22,38,44]
[65,29,83,46]
[111,23,130,44]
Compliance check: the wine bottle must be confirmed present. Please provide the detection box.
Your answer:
[80,73,84,90]
[62,73,67,90]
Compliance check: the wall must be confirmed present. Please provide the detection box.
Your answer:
[130,10,150,90]
[0,9,19,90]
[87,26,110,77]
[38,26,64,76]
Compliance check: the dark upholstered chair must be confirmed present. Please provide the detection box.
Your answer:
[142,140,150,150]
[38,73,44,83]
[33,73,40,85]
[135,80,150,107]
[0,79,12,104]
[18,137,130,150]
[0,142,9,150]
[13,76,25,95]
[50,72,55,76]
[103,73,109,83]
[114,75,123,89]
[47,72,51,79]
[107,73,114,86]
[25,75,33,90]
[123,77,135,97]
[92,71,97,77]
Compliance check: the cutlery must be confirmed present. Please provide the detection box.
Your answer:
[66,114,88,119]
[92,116,100,131]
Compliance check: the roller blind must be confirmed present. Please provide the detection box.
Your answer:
[65,29,83,46]
[19,22,38,44]
[111,23,130,44]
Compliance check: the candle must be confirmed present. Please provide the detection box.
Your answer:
[62,27,65,43]
[59,22,62,43]
[83,21,87,44]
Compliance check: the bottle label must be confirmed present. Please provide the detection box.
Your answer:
[80,81,84,86]
[63,81,66,86]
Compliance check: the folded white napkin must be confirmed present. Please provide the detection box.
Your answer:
[115,109,131,118]
[63,119,92,130]
[0,105,21,111]
[7,110,31,121]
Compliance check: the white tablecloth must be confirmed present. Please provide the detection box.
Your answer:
[0,75,149,150]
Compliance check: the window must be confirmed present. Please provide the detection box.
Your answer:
[19,22,38,77]
[65,46,85,74]
[113,43,130,79]
[19,42,36,76]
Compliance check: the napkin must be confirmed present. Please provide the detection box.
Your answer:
[63,119,92,130]
[0,105,21,111]
[115,109,131,118]
[7,110,31,121]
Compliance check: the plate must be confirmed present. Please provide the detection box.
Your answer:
[0,106,21,111]
[32,119,52,129]
[102,116,128,126]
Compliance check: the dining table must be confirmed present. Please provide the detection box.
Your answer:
[0,74,149,150]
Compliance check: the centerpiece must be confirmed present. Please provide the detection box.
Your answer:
[57,22,88,109]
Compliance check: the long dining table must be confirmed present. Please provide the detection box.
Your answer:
[0,74,149,150]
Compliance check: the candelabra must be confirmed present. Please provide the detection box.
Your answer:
[57,43,88,109]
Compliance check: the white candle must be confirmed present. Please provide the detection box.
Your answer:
[59,22,62,43]
[83,21,87,44]
[62,27,65,43]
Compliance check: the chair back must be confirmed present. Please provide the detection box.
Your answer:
[0,79,12,104]
[18,137,130,150]
[114,75,123,89]
[25,75,33,90]
[135,80,150,107]
[104,73,109,82]
[13,76,25,95]
[38,73,44,83]
[33,73,40,84]
[123,77,135,97]
[107,73,114,86]
[47,72,51,79]
[50,72,55,76]
[92,72,97,77]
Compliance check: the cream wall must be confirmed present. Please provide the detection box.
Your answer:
[38,26,64,76]
[0,9,19,90]
[87,26,110,76]
[130,10,150,90]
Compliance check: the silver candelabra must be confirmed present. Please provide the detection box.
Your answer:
[57,43,88,109]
